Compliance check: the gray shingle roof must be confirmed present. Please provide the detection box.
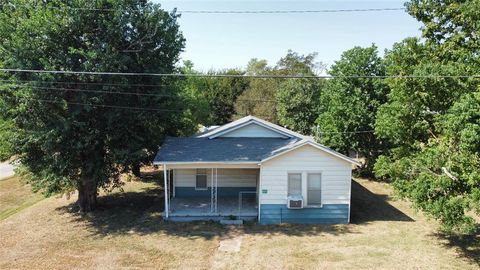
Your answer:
[154,137,301,163]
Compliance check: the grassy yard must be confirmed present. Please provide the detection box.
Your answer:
[0,176,44,220]
[0,177,478,269]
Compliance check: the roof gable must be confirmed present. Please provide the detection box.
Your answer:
[196,115,304,139]
[215,122,289,138]
[260,140,361,166]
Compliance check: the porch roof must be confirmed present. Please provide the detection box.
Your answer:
[153,137,300,164]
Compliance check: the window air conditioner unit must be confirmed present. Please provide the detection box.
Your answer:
[287,195,303,209]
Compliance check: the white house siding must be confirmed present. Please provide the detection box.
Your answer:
[174,168,258,187]
[173,168,258,198]
[259,144,351,224]
[219,123,288,138]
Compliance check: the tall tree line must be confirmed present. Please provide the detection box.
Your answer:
[182,1,480,233]
[0,0,478,233]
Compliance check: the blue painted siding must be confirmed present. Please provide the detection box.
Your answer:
[175,187,256,198]
[259,204,349,225]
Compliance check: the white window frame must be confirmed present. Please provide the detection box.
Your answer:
[195,169,208,190]
[306,172,323,207]
[287,172,303,196]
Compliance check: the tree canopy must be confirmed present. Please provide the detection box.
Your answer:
[315,45,389,176]
[234,59,278,122]
[0,0,191,212]
[373,0,480,233]
[274,51,325,134]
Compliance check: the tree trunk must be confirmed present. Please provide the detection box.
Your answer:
[77,177,97,213]
[132,163,141,178]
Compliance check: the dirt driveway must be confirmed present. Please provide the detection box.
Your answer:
[0,162,14,180]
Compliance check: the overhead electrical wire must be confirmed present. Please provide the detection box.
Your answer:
[3,96,185,112]
[3,84,182,98]
[178,8,406,14]
[1,68,479,79]
[3,4,406,14]
[0,4,451,135]
[0,82,276,102]
[0,79,172,88]
[5,96,277,115]
[1,95,381,134]
[316,130,375,134]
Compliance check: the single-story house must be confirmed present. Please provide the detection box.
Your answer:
[153,116,360,224]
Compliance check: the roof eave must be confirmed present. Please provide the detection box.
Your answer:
[260,141,362,166]
[197,115,305,139]
[153,161,261,165]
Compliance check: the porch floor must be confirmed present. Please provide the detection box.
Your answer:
[168,196,258,218]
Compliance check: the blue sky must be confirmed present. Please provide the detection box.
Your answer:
[155,0,422,71]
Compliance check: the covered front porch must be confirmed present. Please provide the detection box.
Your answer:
[168,196,257,221]
[161,163,260,221]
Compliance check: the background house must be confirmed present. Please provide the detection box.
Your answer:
[154,116,360,224]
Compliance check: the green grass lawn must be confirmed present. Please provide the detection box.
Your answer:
[0,176,478,269]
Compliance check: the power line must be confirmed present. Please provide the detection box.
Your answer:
[0,79,171,88]
[4,96,185,112]
[2,3,116,12]
[5,96,277,115]
[316,130,375,134]
[0,82,276,102]
[3,97,378,134]
[1,68,480,79]
[9,96,377,134]
[178,8,406,14]
[4,4,406,14]
[2,84,178,98]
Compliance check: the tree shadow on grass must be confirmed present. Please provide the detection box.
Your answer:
[56,178,415,239]
[56,184,356,239]
[350,179,414,224]
[138,170,163,183]
[431,228,480,266]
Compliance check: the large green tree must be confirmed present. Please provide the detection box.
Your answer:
[375,91,480,233]
[407,0,480,62]
[276,78,323,134]
[374,0,480,232]
[176,60,211,126]
[275,51,325,134]
[202,69,248,125]
[234,59,279,122]
[315,45,389,176]
[181,64,248,126]
[0,0,191,212]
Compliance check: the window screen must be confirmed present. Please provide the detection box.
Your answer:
[288,173,302,196]
[307,173,322,205]
[196,169,207,189]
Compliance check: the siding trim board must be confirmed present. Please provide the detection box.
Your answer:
[176,187,257,198]
[259,204,349,225]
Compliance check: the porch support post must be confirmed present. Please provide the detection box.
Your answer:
[172,169,176,198]
[210,168,218,213]
[258,165,262,222]
[163,163,169,219]
[215,168,218,213]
